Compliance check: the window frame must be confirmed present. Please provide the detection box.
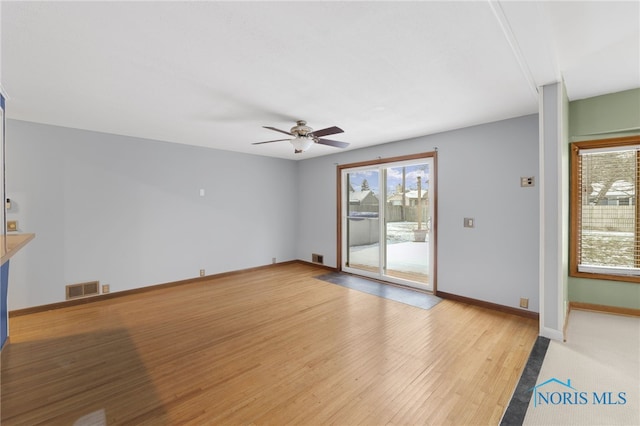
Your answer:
[570,135,640,283]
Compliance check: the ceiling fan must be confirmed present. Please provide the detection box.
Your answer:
[253,120,350,154]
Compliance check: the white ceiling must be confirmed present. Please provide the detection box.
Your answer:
[2,1,639,160]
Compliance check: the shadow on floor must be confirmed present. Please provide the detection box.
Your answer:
[1,328,167,424]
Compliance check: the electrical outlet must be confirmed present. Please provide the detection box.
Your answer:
[520,298,529,309]
[102,284,110,294]
[7,220,17,231]
[463,218,474,228]
[272,257,276,264]
[199,269,205,277]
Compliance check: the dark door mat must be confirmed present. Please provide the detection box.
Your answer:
[315,272,441,310]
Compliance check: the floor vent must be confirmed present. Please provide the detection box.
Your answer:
[312,253,324,264]
[66,281,100,300]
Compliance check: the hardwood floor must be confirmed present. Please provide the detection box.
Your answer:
[1,263,538,425]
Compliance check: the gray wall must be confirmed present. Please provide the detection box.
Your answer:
[6,120,298,309]
[7,114,540,314]
[297,114,540,312]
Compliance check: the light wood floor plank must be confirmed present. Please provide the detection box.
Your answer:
[1,262,537,425]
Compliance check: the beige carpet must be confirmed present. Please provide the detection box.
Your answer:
[523,310,640,425]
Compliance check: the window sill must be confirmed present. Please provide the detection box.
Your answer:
[570,270,640,284]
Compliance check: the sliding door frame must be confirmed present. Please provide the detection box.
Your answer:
[336,151,438,293]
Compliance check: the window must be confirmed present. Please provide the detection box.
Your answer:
[570,136,640,283]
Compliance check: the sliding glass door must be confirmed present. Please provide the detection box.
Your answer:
[341,156,435,291]
[344,168,381,276]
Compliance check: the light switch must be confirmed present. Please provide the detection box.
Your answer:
[464,218,474,228]
[520,177,535,187]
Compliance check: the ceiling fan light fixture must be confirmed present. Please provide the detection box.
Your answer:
[291,136,313,152]
[256,121,347,152]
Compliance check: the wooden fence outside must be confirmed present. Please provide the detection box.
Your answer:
[582,205,634,232]
[349,204,429,223]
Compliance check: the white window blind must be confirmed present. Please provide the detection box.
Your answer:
[577,146,640,275]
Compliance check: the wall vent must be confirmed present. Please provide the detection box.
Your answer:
[312,253,324,264]
[66,281,100,300]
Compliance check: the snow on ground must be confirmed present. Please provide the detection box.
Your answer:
[348,222,429,274]
[581,230,633,267]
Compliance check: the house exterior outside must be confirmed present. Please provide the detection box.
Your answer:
[349,190,379,208]
[589,180,635,206]
[388,189,428,207]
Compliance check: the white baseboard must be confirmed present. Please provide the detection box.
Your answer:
[539,326,563,341]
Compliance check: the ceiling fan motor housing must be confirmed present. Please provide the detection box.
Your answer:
[291,120,313,137]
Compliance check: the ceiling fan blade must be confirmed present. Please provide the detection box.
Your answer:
[316,138,350,149]
[263,126,293,136]
[252,138,291,145]
[311,126,344,138]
